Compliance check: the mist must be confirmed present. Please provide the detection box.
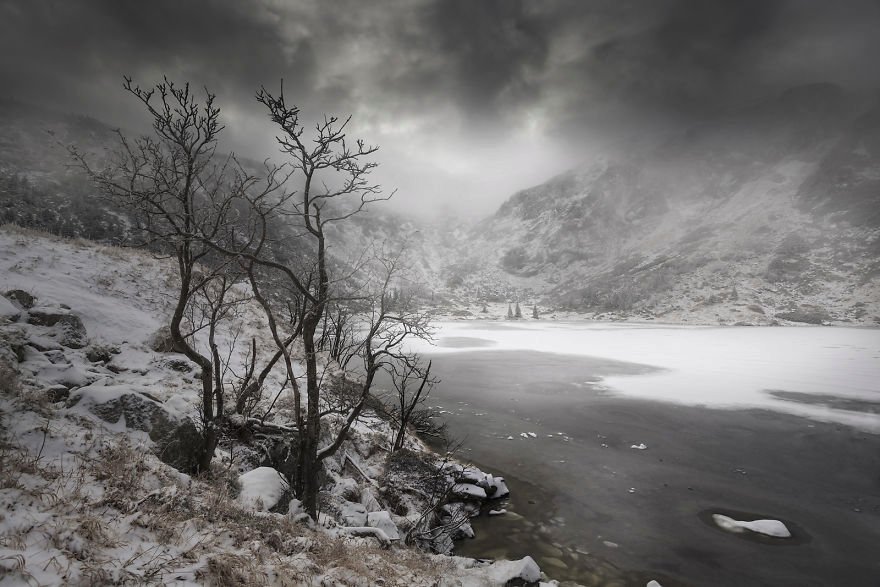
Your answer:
[2,0,880,218]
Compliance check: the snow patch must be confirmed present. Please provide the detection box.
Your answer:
[712,514,791,538]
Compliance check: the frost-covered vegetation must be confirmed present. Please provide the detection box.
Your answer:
[0,226,557,586]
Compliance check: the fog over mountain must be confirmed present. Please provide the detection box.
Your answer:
[3,5,880,586]
[3,0,880,217]
[1,1,879,325]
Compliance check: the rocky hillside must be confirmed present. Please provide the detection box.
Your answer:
[0,225,565,586]
[439,84,880,325]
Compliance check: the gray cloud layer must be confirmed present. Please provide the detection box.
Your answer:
[2,0,879,216]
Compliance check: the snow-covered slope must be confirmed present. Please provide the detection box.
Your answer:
[2,87,878,327]
[437,84,880,325]
[0,226,559,586]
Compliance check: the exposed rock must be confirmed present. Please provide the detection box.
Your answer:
[4,289,35,309]
[481,474,510,499]
[67,387,205,473]
[366,510,401,541]
[27,306,88,349]
[160,356,192,372]
[335,477,361,502]
[340,501,368,527]
[259,435,299,483]
[430,531,455,555]
[485,555,542,586]
[451,483,487,500]
[45,384,70,403]
[0,296,21,322]
[340,526,393,548]
[0,325,27,362]
[776,305,831,324]
[85,344,118,363]
[236,466,290,512]
[148,326,175,353]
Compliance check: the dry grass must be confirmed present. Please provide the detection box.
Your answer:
[91,438,151,509]
[198,553,269,585]
[0,390,463,587]
[0,359,19,396]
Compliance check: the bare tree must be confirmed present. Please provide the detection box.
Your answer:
[199,83,431,519]
[389,358,436,452]
[71,77,243,473]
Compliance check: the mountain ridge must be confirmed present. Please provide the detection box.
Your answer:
[1,86,878,325]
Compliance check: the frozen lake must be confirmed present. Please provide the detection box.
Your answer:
[399,322,880,586]
[408,321,880,432]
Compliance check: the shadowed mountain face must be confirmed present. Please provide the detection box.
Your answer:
[1,84,878,325]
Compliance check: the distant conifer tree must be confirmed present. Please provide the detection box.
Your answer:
[532,304,539,319]
[515,302,522,318]
[507,303,514,319]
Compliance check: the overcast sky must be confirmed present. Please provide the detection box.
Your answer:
[2,0,879,218]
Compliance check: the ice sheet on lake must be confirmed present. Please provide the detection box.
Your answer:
[407,321,880,432]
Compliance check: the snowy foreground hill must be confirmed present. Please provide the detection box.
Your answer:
[0,226,562,586]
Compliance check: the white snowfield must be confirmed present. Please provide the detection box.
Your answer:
[408,321,880,432]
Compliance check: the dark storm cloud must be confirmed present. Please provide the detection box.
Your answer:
[0,0,314,124]
[2,0,879,216]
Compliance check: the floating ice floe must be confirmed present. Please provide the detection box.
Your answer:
[630,443,648,450]
[712,514,791,538]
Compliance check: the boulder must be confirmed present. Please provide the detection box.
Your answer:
[451,483,487,501]
[68,387,205,473]
[0,326,26,363]
[148,326,175,353]
[236,467,290,512]
[85,344,117,364]
[259,435,299,484]
[160,357,192,372]
[340,501,368,527]
[486,556,542,586]
[46,384,70,403]
[4,290,35,310]
[366,510,401,541]
[0,297,21,322]
[481,474,510,499]
[27,307,87,349]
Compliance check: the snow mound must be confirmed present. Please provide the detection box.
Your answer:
[712,514,791,538]
[237,467,289,512]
